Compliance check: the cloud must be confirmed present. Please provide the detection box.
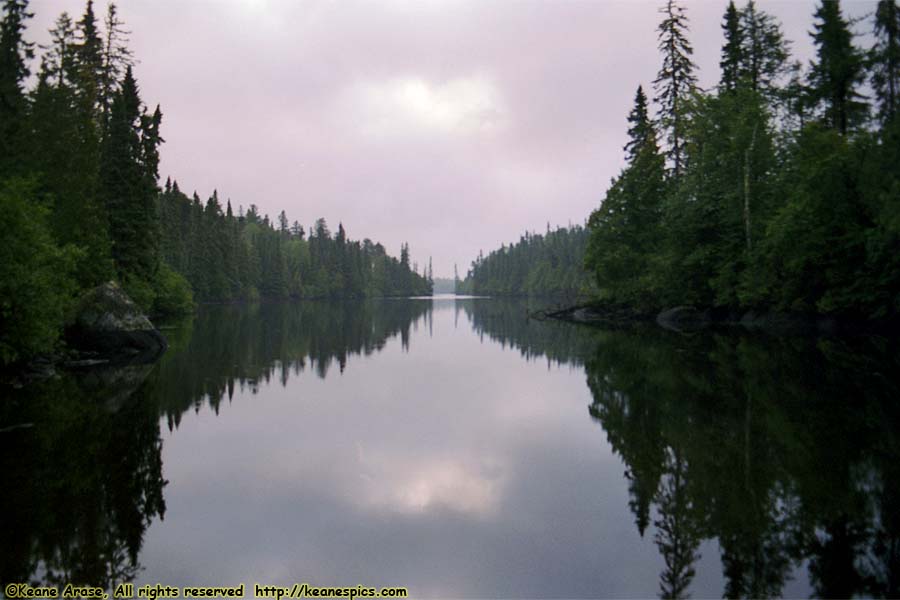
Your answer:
[341,75,504,139]
[356,454,505,516]
[26,0,879,277]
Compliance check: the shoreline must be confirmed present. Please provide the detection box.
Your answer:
[536,302,899,336]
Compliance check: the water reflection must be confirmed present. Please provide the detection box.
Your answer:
[2,297,899,598]
[0,363,165,587]
[0,300,432,588]
[469,302,900,598]
[155,300,433,429]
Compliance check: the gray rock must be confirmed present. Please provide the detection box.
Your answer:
[66,281,167,360]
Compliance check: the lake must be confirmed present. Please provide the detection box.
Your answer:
[2,296,898,598]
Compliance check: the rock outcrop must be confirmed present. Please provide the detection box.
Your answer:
[66,281,167,361]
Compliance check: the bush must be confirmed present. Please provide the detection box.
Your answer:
[153,263,194,316]
[0,179,79,365]
[121,274,156,313]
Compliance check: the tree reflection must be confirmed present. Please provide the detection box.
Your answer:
[463,299,900,599]
[0,363,166,588]
[587,331,900,599]
[0,298,431,587]
[154,299,432,430]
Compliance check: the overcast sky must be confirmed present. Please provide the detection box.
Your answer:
[28,0,876,277]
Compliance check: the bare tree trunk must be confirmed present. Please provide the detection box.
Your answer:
[743,123,759,253]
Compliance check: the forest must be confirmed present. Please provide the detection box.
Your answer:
[466,0,900,320]
[458,224,591,299]
[0,0,431,365]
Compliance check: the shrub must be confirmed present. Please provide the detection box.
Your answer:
[0,179,79,365]
[153,263,194,316]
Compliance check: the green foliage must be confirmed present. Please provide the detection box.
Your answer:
[871,0,900,124]
[809,0,868,134]
[737,0,789,96]
[586,85,666,309]
[100,66,159,284]
[653,0,697,177]
[0,179,79,364]
[157,185,431,302]
[120,273,154,313]
[152,262,194,317]
[582,0,898,320]
[460,226,590,298]
[28,38,112,288]
[3,0,432,364]
[0,0,35,177]
[719,1,743,94]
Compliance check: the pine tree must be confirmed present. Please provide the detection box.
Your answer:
[74,0,103,122]
[23,9,114,287]
[624,85,651,161]
[587,86,665,306]
[809,0,867,134]
[0,0,34,176]
[44,11,75,88]
[100,3,133,120]
[100,66,158,285]
[871,0,900,123]
[739,1,789,97]
[720,1,743,94]
[653,0,697,178]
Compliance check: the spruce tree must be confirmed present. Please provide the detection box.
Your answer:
[100,2,133,120]
[100,66,158,285]
[74,0,103,121]
[587,86,665,306]
[624,85,651,161]
[739,1,789,97]
[720,1,743,94]
[0,0,33,176]
[871,0,900,123]
[44,12,75,88]
[809,0,867,133]
[653,0,697,178]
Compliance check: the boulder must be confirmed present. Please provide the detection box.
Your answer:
[66,281,167,360]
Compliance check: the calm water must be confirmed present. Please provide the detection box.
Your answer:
[2,297,899,598]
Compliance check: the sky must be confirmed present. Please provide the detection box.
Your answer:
[27,0,877,278]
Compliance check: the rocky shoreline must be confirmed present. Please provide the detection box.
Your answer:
[537,303,890,335]
[4,281,168,388]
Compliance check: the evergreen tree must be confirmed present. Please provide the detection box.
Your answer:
[739,1,789,96]
[43,12,75,88]
[587,86,665,307]
[624,85,652,161]
[0,0,34,176]
[720,1,743,94]
[74,0,103,122]
[464,225,590,298]
[99,2,132,120]
[653,0,697,178]
[871,0,900,123]
[809,0,868,134]
[28,23,112,287]
[100,66,158,288]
